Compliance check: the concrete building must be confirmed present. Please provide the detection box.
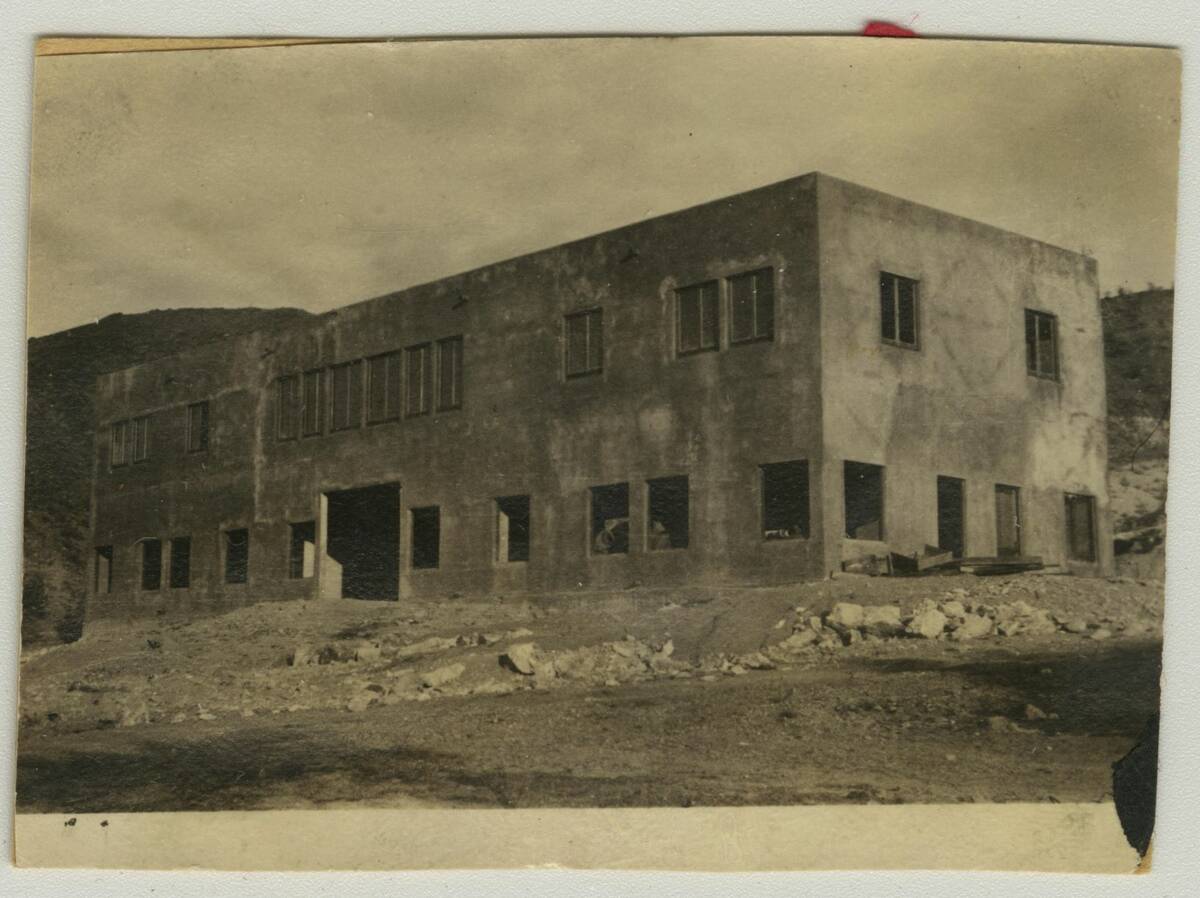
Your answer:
[88,172,1112,620]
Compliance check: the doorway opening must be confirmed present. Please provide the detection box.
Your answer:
[994,484,1022,558]
[323,483,400,599]
[844,461,884,540]
[936,476,966,558]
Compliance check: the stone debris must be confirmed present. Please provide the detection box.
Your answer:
[861,605,904,638]
[907,608,948,640]
[949,614,994,641]
[1090,628,1113,641]
[501,643,539,675]
[825,602,865,632]
[1024,704,1048,721]
[420,663,466,689]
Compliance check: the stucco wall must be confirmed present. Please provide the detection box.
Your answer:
[90,174,826,617]
[815,175,1111,574]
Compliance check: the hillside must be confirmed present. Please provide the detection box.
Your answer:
[23,308,313,645]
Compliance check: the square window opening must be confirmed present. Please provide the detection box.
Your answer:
[169,536,191,589]
[590,483,629,555]
[289,521,317,579]
[844,461,885,540]
[141,538,162,591]
[647,475,689,550]
[411,506,440,569]
[224,528,249,584]
[761,460,809,539]
[496,495,531,563]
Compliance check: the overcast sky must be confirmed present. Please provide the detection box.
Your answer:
[26,37,1180,337]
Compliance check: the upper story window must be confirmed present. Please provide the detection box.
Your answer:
[676,282,719,355]
[729,268,775,344]
[277,374,301,440]
[437,336,464,411]
[301,369,323,436]
[1025,309,1059,380]
[880,272,919,348]
[131,415,151,463]
[110,419,130,467]
[186,401,209,453]
[565,309,603,377]
[330,360,364,431]
[366,351,401,424]
[405,343,433,417]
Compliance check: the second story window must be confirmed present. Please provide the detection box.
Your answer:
[367,351,401,424]
[565,308,603,377]
[301,369,323,436]
[186,401,209,453]
[330,360,364,431]
[676,282,719,355]
[277,374,301,440]
[437,336,464,411]
[110,419,130,467]
[1025,309,1059,379]
[729,268,775,344]
[405,343,432,417]
[132,415,151,463]
[880,272,919,348]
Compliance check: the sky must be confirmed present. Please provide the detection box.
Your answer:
[25,36,1181,337]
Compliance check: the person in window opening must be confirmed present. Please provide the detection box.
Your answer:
[647,518,673,551]
[593,517,629,554]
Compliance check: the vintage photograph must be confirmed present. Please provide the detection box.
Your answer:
[15,36,1179,868]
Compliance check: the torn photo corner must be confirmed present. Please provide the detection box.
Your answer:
[15,34,1178,872]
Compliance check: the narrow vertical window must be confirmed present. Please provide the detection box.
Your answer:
[880,272,919,348]
[437,336,464,411]
[729,268,775,344]
[277,374,301,439]
[565,309,603,377]
[366,352,401,423]
[590,483,629,555]
[94,546,113,595]
[1025,309,1060,379]
[301,369,323,436]
[330,360,364,431]
[1065,493,1097,562]
[131,415,151,462]
[141,538,162,591]
[844,461,885,540]
[288,521,316,578]
[169,536,191,589]
[647,476,689,550]
[110,420,130,467]
[496,495,531,563]
[411,507,440,569]
[676,282,719,354]
[761,460,809,539]
[224,528,249,584]
[405,343,433,416]
[186,401,209,453]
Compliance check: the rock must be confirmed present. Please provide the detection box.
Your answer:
[655,639,675,658]
[826,602,865,631]
[996,620,1024,637]
[506,627,535,639]
[288,646,314,667]
[1023,611,1058,635]
[611,640,639,658]
[395,636,457,659]
[502,643,538,675]
[739,652,775,671]
[861,605,904,638]
[806,615,825,633]
[907,609,948,639]
[939,600,966,619]
[1061,618,1089,633]
[987,715,1012,733]
[354,643,383,662]
[841,629,860,646]
[1090,628,1113,641]
[197,711,216,721]
[777,630,819,652]
[950,614,993,641]
[421,663,466,689]
[1024,704,1048,721]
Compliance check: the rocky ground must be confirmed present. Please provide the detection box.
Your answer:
[17,572,1163,812]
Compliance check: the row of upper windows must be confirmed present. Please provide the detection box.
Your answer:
[105,268,1062,467]
[879,271,1062,379]
[274,335,463,440]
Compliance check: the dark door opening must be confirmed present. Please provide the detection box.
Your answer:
[994,484,1022,558]
[936,476,966,558]
[844,461,884,540]
[325,483,400,600]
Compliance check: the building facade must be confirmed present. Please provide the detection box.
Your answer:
[88,173,1112,621]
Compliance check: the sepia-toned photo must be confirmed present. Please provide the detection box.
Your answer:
[14,35,1180,871]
